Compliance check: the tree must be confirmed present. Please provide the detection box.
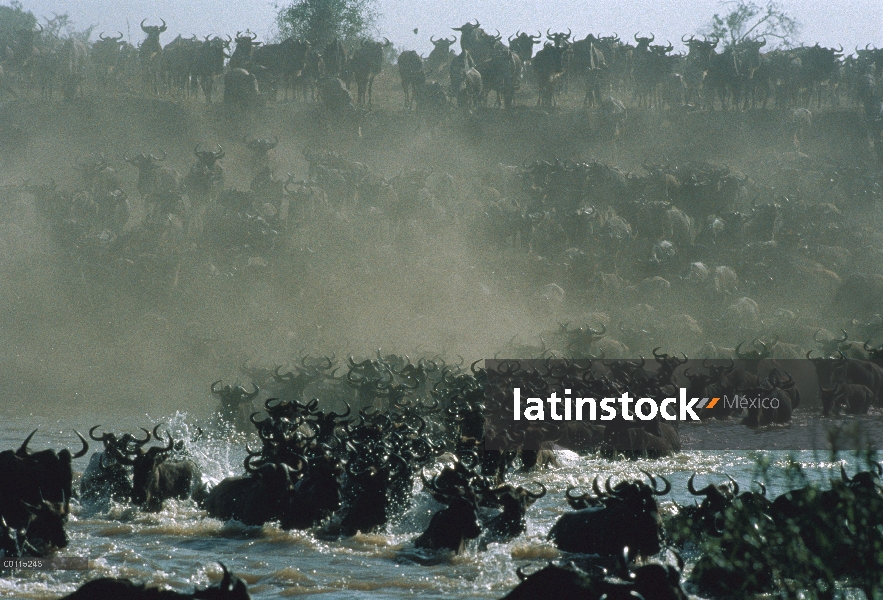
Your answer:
[275,0,378,47]
[0,2,37,39]
[704,0,800,49]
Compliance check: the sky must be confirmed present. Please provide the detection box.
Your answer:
[22,0,883,55]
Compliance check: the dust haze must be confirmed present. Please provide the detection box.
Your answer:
[0,66,880,418]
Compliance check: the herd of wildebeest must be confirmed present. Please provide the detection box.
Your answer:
[3,9,883,600]
[0,14,882,119]
[3,350,883,598]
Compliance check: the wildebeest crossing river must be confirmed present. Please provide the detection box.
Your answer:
[2,412,881,599]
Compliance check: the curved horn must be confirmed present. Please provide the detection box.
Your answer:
[17,429,38,456]
[134,428,152,446]
[687,473,702,495]
[726,474,740,496]
[841,464,852,484]
[72,431,89,458]
[524,483,547,499]
[753,480,766,496]
[89,426,107,442]
[141,19,148,32]
[566,485,587,502]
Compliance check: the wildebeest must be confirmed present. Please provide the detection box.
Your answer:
[139,19,167,94]
[318,76,355,112]
[203,457,302,526]
[449,50,482,107]
[124,150,184,223]
[547,472,669,557]
[228,30,260,71]
[192,36,231,103]
[398,50,424,109]
[414,487,481,553]
[349,37,391,105]
[224,67,261,106]
[80,425,146,502]
[533,42,570,107]
[821,382,874,415]
[481,483,546,543]
[426,35,457,74]
[58,563,251,599]
[476,46,522,108]
[91,32,126,88]
[508,31,542,64]
[113,426,204,511]
[185,144,225,204]
[0,430,88,529]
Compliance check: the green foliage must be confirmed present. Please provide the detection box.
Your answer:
[704,0,800,49]
[274,0,379,47]
[0,3,93,43]
[42,12,94,42]
[0,1,37,38]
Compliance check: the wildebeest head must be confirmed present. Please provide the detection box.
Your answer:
[139,19,167,58]
[508,31,542,62]
[21,498,68,552]
[191,562,252,600]
[634,32,655,51]
[194,143,225,168]
[124,150,166,174]
[429,35,457,56]
[688,472,739,518]
[13,429,88,514]
[546,29,572,49]
[116,427,175,505]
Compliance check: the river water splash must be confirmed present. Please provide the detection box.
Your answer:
[1,412,879,599]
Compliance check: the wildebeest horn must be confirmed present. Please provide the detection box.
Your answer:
[566,485,586,502]
[383,37,391,48]
[152,424,165,442]
[682,34,694,43]
[605,476,614,493]
[134,428,152,446]
[524,483,546,499]
[89,426,107,442]
[17,429,38,456]
[141,19,148,32]
[726,474,740,496]
[219,563,231,590]
[592,475,604,497]
[249,30,257,41]
[547,29,553,39]
[841,464,852,484]
[430,35,438,43]
[835,329,849,343]
[753,481,766,496]
[687,473,703,495]
[634,33,641,42]
[73,431,89,458]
